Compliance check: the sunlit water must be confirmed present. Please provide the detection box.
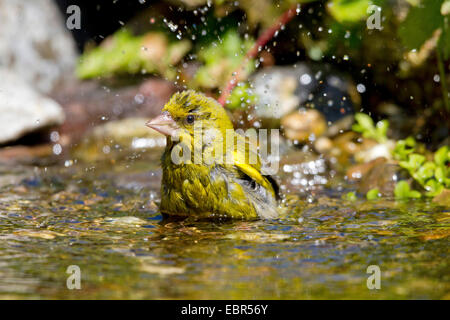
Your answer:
[0,150,448,299]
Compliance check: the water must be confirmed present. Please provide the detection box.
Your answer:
[0,150,448,299]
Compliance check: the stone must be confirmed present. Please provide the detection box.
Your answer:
[0,70,65,144]
[72,117,166,162]
[357,160,403,196]
[249,63,357,121]
[314,136,333,154]
[51,78,176,142]
[432,189,450,207]
[0,0,78,93]
[346,157,387,181]
[355,140,396,163]
[281,109,327,143]
[0,144,53,165]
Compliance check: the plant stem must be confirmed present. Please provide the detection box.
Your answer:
[437,49,450,113]
[217,3,299,106]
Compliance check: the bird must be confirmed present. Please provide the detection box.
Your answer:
[146,90,279,220]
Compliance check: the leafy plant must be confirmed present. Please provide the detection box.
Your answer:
[394,181,422,199]
[327,0,373,23]
[342,191,357,201]
[224,82,257,110]
[398,0,450,111]
[352,113,389,143]
[194,30,255,89]
[76,29,191,80]
[366,188,381,200]
[393,136,416,160]
[393,138,449,198]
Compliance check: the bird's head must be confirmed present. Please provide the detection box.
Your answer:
[146,90,234,140]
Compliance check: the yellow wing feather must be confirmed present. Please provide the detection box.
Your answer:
[232,133,274,196]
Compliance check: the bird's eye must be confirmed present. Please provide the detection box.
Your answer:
[186,114,195,124]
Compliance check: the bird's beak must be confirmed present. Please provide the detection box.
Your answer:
[146,112,179,137]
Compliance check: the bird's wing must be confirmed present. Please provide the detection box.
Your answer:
[232,133,276,197]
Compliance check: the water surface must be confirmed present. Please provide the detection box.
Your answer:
[0,151,448,299]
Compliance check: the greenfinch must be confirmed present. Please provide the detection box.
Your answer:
[146,90,279,219]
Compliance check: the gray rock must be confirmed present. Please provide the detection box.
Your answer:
[0,0,77,93]
[249,63,357,122]
[0,70,65,144]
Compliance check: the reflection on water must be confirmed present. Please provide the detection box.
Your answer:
[0,152,448,299]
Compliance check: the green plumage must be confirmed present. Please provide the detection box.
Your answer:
[158,91,279,220]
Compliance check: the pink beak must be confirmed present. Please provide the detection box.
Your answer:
[146,112,179,137]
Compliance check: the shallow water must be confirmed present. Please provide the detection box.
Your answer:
[0,150,448,299]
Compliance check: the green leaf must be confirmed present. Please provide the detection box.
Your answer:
[408,190,422,198]
[416,161,436,183]
[375,120,389,142]
[442,1,450,15]
[398,1,444,51]
[194,29,254,89]
[394,181,409,199]
[438,15,450,59]
[328,0,373,23]
[399,153,426,172]
[352,113,389,143]
[225,82,257,110]
[353,113,374,133]
[409,153,426,168]
[394,181,421,199]
[435,166,445,183]
[366,188,381,200]
[434,145,449,166]
[342,191,357,201]
[425,179,444,197]
[393,137,416,160]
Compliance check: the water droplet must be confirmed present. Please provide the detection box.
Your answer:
[356,83,366,93]
[300,74,312,85]
[50,131,60,142]
[53,144,62,155]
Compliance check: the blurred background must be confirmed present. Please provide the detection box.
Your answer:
[1,0,448,150]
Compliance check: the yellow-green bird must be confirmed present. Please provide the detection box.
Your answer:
[146,90,279,219]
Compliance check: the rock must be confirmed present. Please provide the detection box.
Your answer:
[249,63,357,121]
[357,160,403,196]
[330,132,379,165]
[139,264,185,276]
[432,189,450,207]
[281,109,327,143]
[279,149,329,193]
[346,157,387,181]
[105,216,148,226]
[325,115,354,137]
[225,232,290,242]
[0,0,77,93]
[251,66,304,119]
[354,140,396,163]
[0,70,65,144]
[13,229,65,240]
[72,117,166,162]
[0,144,53,165]
[51,78,176,143]
[314,136,333,154]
